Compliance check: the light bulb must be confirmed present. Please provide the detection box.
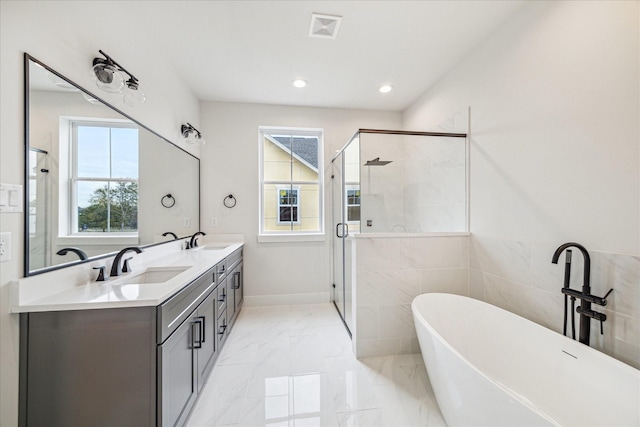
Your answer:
[92,63,124,93]
[123,83,146,107]
[82,91,102,105]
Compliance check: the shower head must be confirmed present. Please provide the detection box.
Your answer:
[364,157,392,166]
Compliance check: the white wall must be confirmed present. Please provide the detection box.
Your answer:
[0,3,201,425]
[405,1,639,253]
[199,102,401,305]
[404,1,640,367]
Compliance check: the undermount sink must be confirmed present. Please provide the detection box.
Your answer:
[201,244,231,250]
[116,266,190,285]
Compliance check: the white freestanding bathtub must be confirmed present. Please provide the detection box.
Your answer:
[412,293,640,427]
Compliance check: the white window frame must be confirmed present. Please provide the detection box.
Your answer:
[345,185,361,224]
[258,126,324,242]
[276,186,301,225]
[68,119,139,236]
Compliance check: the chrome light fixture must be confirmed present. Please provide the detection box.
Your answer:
[92,50,146,106]
[181,123,205,146]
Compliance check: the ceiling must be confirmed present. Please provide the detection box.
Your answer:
[33,1,527,112]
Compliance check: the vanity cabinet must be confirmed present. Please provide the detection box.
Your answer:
[19,248,243,427]
[157,265,217,427]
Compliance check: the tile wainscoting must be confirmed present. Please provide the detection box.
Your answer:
[353,234,470,357]
[352,233,638,370]
[469,235,640,369]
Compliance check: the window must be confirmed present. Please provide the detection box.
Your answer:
[277,187,300,224]
[71,121,139,234]
[346,187,360,222]
[259,127,324,240]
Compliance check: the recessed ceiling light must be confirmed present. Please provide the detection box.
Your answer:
[293,79,307,88]
[379,85,393,93]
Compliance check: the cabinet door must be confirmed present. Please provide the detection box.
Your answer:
[196,290,216,392]
[233,261,243,314]
[158,316,198,427]
[226,273,235,326]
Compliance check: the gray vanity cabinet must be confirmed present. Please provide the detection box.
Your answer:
[230,260,243,323]
[225,251,243,328]
[158,286,218,427]
[19,307,157,427]
[158,312,198,427]
[195,289,217,392]
[20,248,244,427]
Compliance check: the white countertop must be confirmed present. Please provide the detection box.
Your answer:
[11,242,243,313]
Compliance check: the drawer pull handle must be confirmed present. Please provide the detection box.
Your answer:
[197,316,206,343]
[192,320,203,349]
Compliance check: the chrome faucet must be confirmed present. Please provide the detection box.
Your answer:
[552,242,612,345]
[56,247,88,260]
[110,246,143,277]
[189,231,206,248]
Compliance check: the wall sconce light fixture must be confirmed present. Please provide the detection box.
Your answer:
[92,50,146,107]
[181,123,205,146]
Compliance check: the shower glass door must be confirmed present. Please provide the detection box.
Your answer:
[331,134,359,335]
[331,154,346,327]
[28,148,50,271]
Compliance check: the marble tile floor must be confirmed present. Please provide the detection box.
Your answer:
[186,304,446,427]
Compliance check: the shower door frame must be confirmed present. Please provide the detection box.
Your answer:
[330,128,469,336]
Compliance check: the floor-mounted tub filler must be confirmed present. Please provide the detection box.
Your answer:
[412,293,640,427]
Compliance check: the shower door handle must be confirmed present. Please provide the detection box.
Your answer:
[336,223,348,238]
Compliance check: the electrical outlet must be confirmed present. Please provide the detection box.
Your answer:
[184,217,191,227]
[211,217,218,227]
[0,232,11,262]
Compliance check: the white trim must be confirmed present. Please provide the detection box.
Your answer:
[66,119,139,235]
[243,292,330,306]
[56,235,139,246]
[257,233,325,243]
[258,126,324,238]
[353,232,470,239]
[276,186,301,225]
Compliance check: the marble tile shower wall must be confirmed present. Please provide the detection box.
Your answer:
[403,138,467,232]
[359,134,466,233]
[469,235,640,369]
[354,235,469,358]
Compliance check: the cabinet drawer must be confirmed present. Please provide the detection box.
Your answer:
[215,260,227,282]
[157,267,216,344]
[226,249,242,271]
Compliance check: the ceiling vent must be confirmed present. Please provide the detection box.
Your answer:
[309,13,342,39]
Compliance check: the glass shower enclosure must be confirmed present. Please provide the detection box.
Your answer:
[331,128,469,334]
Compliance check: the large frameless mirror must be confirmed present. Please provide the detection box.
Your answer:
[25,53,200,276]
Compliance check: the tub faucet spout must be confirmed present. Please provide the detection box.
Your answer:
[552,242,611,346]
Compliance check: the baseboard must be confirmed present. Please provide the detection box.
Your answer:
[243,292,331,306]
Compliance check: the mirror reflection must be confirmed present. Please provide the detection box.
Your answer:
[26,54,199,275]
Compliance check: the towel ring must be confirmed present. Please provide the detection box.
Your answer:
[161,194,176,208]
[223,194,236,208]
